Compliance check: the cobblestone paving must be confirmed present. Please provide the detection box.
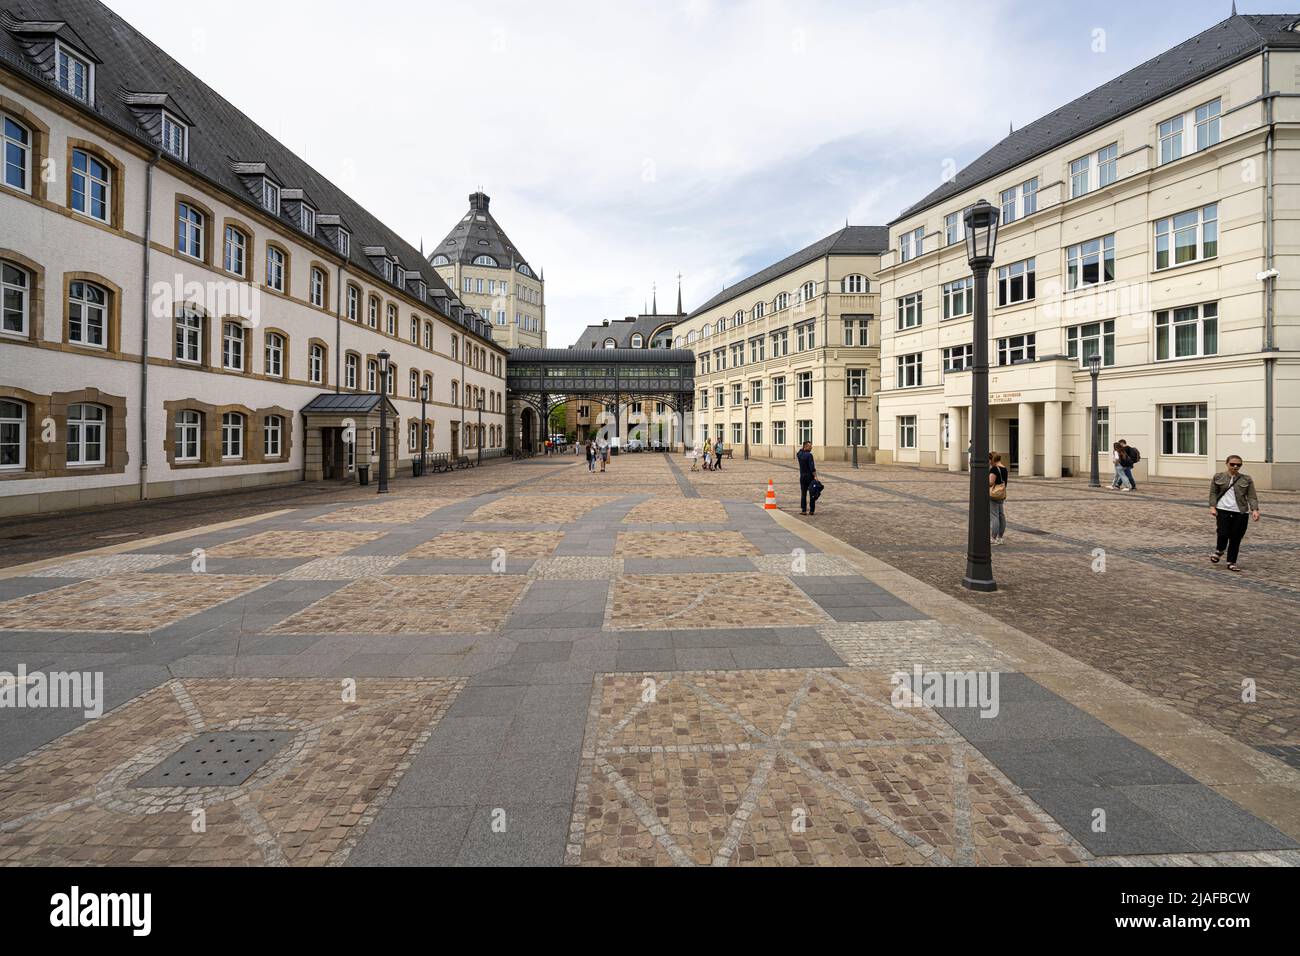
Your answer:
[407,531,563,559]
[0,678,460,865]
[0,450,1296,867]
[0,573,272,632]
[268,575,530,635]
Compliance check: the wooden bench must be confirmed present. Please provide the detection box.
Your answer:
[720,448,734,459]
[427,453,452,474]
[454,455,475,470]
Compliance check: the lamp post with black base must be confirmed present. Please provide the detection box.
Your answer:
[961,202,999,593]
[1088,354,1102,488]
[477,393,484,466]
[377,349,390,495]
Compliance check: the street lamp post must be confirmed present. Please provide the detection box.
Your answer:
[419,383,429,474]
[377,349,390,494]
[477,393,484,466]
[743,396,750,461]
[961,201,999,593]
[850,390,861,469]
[1087,354,1102,488]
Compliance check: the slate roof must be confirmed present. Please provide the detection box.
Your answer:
[301,393,397,414]
[893,13,1300,224]
[687,225,889,319]
[569,314,681,350]
[0,0,500,348]
[509,348,696,364]
[430,191,534,273]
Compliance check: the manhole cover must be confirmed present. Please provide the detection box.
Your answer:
[130,733,290,788]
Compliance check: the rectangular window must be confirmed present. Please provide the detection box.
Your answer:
[714,386,724,408]
[161,113,187,160]
[1001,178,1038,224]
[57,46,91,102]
[731,343,745,366]
[1065,236,1115,290]
[771,376,786,402]
[1066,320,1116,368]
[731,382,743,406]
[1160,99,1220,165]
[1071,143,1118,197]
[797,420,813,445]
[899,416,918,450]
[1070,154,1090,198]
[945,211,961,246]
[748,336,765,363]
[1162,403,1209,456]
[177,203,204,259]
[796,372,813,399]
[897,292,922,330]
[770,329,789,357]
[222,323,244,371]
[1155,303,1218,361]
[1154,204,1217,269]
[751,421,763,445]
[731,423,743,445]
[266,247,285,292]
[262,179,280,214]
[795,322,816,351]
[897,353,923,388]
[846,368,869,397]
[750,379,763,404]
[70,150,110,222]
[899,226,924,263]
[175,411,200,462]
[772,421,786,445]
[175,310,202,363]
[942,278,973,320]
[221,414,243,459]
[3,115,31,192]
[1088,407,1110,455]
[264,416,282,458]
[2,262,29,336]
[997,334,1036,366]
[264,334,283,377]
[997,258,1035,306]
[846,419,868,448]
[942,344,973,375]
[68,281,106,348]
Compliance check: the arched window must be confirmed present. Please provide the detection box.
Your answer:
[222,321,245,371]
[517,264,533,277]
[2,260,31,336]
[409,369,419,398]
[473,255,498,267]
[175,305,203,363]
[386,303,397,335]
[2,114,32,192]
[734,310,745,326]
[752,302,765,319]
[265,245,286,293]
[310,267,326,306]
[367,360,378,392]
[674,335,683,347]
[0,399,27,469]
[221,412,244,459]
[309,344,325,384]
[774,292,790,311]
[347,285,360,321]
[842,274,868,294]
[630,333,644,348]
[423,322,433,349]
[603,337,617,349]
[68,280,107,348]
[687,330,697,344]
[430,254,450,266]
[451,381,459,405]
[224,226,248,278]
[71,148,111,222]
[175,409,201,462]
[799,281,816,302]
[367,295,379,328]
[345,353,359,389]
[410,317,419,343]
[264,332,284,377]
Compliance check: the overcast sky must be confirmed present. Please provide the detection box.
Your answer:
[105,0,1239,345]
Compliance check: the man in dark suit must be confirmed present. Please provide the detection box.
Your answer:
[797,441,817,515]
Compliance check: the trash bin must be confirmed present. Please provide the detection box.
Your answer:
[412,459,423,478]
[357,465,370,486]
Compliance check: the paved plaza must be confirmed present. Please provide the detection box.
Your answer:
[1,453,1298,866]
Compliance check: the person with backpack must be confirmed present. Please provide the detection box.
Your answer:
[989,452,1009,544]
[713,436,725,471]
[1109,441,1133,491]
[1209,455,1261,573]
[1120,439,1140,491]
[585,440,596,473]
[797,441,818,515]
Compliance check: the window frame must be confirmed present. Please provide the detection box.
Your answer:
[897,292,923,330]
[1065,235,1115,291]
[1161,403,1209,457]
[175,409,201,462]
[67,280,107,349]
[1154,203,1218,271]
[996,333,1037,366]
[897,352,923,388]
[70,148,111,223]
[2,113,32,193]
[221,412,244,460]
[996,257,1036,307]
[1155,303,1218,362]
[65,403,105,466]
[1066,319,1116,368]
[263,415,283,459]
[2,259,30,337]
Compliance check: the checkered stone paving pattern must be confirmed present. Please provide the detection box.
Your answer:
[0,678,460,865]
[407,531,563,559]
[467,495,620,524]
[607,573,831,631]
[268,575,529,635]
[528,557,626,580]
[568,670,1085,866]
[308,499,457,524]
[0,573,272,633]
[20,553,180,578]
[614,531,759,559]
[623,498,729,525]
[751,554,863,577]
[207,530,386,559]
[820,621,1016,671]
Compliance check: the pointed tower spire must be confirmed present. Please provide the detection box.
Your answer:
[676,273,683,316]
[651,282,658,315]
[1009,120,1015,135]
[1231,0,1238,14]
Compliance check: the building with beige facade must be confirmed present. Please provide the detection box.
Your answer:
[0,0,507,516]
[676,227,888,460]
[875,11,1300,490]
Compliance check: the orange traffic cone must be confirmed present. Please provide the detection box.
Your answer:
[764,479,778,510]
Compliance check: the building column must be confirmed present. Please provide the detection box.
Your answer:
[1018,402,1036,477]
[1043,401,1062,479]
[947,407,962,472]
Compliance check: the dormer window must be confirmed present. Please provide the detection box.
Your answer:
[430,255,449,267]
[56,44,92,103]
[337,229,351,257]
[262,179,280,214]
[392,262,404,286]
[301,204,316,235]
[160,112,187,160]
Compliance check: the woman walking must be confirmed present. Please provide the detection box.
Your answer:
[1110,441,1133,490]
[585,440,596,473]
[1209,455,1261,573]
[989,452,1009,545]
[703,438,714,471]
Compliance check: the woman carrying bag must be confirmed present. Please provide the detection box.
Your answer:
[989,452,1009,545]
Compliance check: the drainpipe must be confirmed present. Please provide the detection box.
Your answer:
[1262,50,1277,466]
[335,263,343,393]
[822,255,830,457]
[137,149,160,502]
